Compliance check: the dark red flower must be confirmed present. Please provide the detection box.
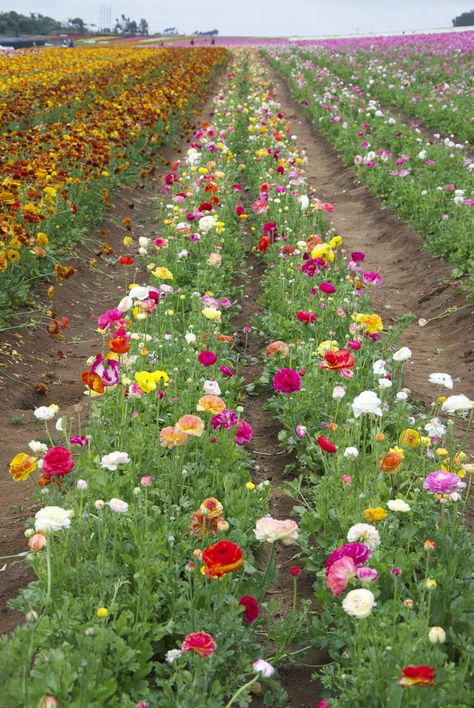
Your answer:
[239,595,259,623]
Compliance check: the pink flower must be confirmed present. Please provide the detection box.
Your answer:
[423,471,462,495]
[351,251,365,263]
[97,308,127,331]
[219,365,234,377]
[235,420,253,445]
[273,368,301,394]
[140,476,153,487]
[91,354,120,387]
[325,543,371,570]
[341,475,353,485]
[211,409,238,430]
[198,351,217,367]
[42,447,74,477]
[356,566,378,582]
[181,631,217,657]
[319,282,336,294]
[69,435,88,447]
[326,556,356,596]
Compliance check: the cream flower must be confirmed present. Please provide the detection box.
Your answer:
[347,523,381,551]
[203,380,221,396]
[35,506,72,533]
[254,516,299,545]
[441,395,473,413]
[108,498,129,513]
[342,588,376,618]
[387,499,411,512]
[100,451,131,471]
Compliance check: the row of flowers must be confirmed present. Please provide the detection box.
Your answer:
[236,58,473,705]
[266,48,474,290]
[0,54,307,707]
[0,46,227,316]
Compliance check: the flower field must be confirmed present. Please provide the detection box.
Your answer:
[0,40,473,707]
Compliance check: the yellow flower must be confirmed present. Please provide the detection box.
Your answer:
[123,236,133,246]
[425,579,437,589]
[135,370,169,393]
[246,482,256,491]
[310,243,335,263]
[9,452,37,481]
[317,339,339,356]
[329,235,343,249]
[202,306,221,321]
[152,266,173,280]
[363,507,388,523]
[399,428,421,448]
[354,312,383,335]
[96,607,109,618]
[436,448,449,457]
[36,232,49,247]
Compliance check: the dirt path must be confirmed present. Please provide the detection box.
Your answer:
[231,247,324,706]
[266,61,474,409]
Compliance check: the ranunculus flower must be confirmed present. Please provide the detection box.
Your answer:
[392,347,412,361]
[239,595,259,623]
[428,626,446,644]
[28,533,47,551]
[100,451,130,471]
[253,659,275,677]
[33,406,56,421]
[197,395,226,414]
[325,542,372,569]
[34,506,72,533]
[265,340,290,358]
[398,665,436,687]
[198,350,217,367]
[387,499,411,512]
[254,516,299,545]
[342,588,376,618]
[181,631,217,657]
[9,452,37,481]
[428,372,453,389]
[296,310,317,324]
[317,436,337,453]
[108,498,129,513]
[175,415,204,437]
[42,446,74,478]
[69,435,89,447]
[235,420,253,445]
[219,365,234,377]
[319,282,336,294]
[356,566,378,582]
[347,523,381,551]
[273,368,301,394]
[201,540,244,578]
[326,556,356,596]
[160,426,188,448]
[321,349,355,372]
[423,471,462,495]
[203,380,221,396]
[211,409,238,430]
[352,391,383,418]
[441,394,473,413]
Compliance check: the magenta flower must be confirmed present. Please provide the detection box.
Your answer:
[325,542,372,570]
[356,566,378,582]
[362,271,382,286]
[211,409,238,430]
[91,354,120,387]
[219,365,234,377]
[273,368,301,394]
[423,471,462,495]
[235,420,253,445]
[97,308,127,331]
[198,351,217,367]
[351,251,365,263]
[319,282,337,294]
[69,435,89,447]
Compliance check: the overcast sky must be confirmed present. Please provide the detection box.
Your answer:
[7,0,469,36]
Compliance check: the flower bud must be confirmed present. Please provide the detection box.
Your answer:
[428,626,446,644]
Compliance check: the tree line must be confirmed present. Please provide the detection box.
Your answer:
[0,11,149,37]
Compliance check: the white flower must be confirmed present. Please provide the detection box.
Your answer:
[424,418,446,438]
[28,440,48,455]
[203,380,221,396]
[332,385,346,400]
[108,498,129,513]
[396,391,409,401]
[347,523,380,550]
[372,360,387,376]
[352,391,383,418]
[418,150,427,160]
[138,237,150,249]
[254,516,299,545]
[392,347,412,361]
[387,499,411,512]
[55,417,64,432]
[185,332,197,344]
[76,479,88,491]
[378,378,392,389]
[253,659,275,677]
[198,215,216,233]
[428,372,453,389]
[441,395,473,413]
[344,447,359,459]
[33,406,56,421]
[428,626,446,644]
[342,588,376,618]
[129,286,150,301]
[100,451,131,471]
[299,194,309,211]
[165,649,183,663]
[95,500,105,510]
[34,506,72,533]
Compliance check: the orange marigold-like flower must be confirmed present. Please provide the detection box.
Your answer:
[363,507,388,523]
[379,448,404,474]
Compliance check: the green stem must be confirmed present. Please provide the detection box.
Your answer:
[225,676,259,708]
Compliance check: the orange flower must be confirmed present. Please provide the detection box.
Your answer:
[108,336,130,354]
[321,349,355,371]
[81,371,105,394]
[159,425,188,448]
[265,340,289,358]
[216,334,234,345]
[196,395,226,414]
[201,540,244,578]
[9,452,37,481]
[363,507,388,523]
[379,448,404,474]
[175,414,204,437]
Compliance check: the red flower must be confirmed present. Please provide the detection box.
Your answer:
[108,336,130,354]
[321,350,355,371]
[317,436,337,453]
[258,235,271,253]
[296,310,317,324]
[82,371,105,394]
[181,631,217,657]
[42,446,74,478]
[201,540,244,578]
[399,665,436,687]
[290,566,302,577]
[239,595,259,623]
[118,255,134,265]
